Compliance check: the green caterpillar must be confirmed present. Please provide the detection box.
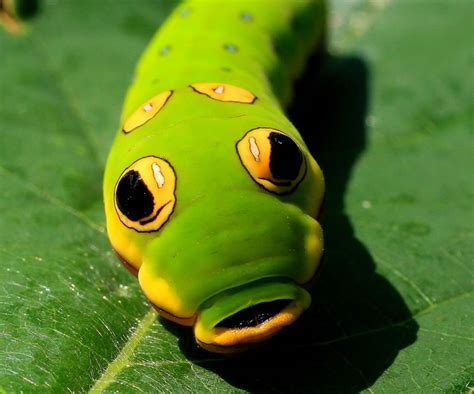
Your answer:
[103,0,326,353]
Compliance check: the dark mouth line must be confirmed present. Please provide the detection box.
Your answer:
[139,200,171,225]
[258,177,292,187]
[196,338,251,354]
[215,299,292,329]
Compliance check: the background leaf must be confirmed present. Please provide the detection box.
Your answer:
[1,0,472,392]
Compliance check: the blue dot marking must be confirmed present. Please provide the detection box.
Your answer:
[180,7,191,17]
[240,12,253,22]
[224,43,239,53]
[159,46,171,56]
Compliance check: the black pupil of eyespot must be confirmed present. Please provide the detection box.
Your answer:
[116,170,154,221]
[268,132,303,180]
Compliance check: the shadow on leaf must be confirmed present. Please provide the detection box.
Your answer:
[164,53,419,392]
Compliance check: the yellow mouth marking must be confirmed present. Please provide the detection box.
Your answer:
[195,301,304,351]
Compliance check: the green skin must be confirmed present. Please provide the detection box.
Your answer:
[104,0,326,350]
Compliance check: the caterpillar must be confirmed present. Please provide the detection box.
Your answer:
[103,0,326,354]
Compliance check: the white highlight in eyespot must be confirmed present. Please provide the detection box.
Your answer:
[249,137,260,162]
[143,103,153,112]
[152,163,165,188]
[213,85,225,94]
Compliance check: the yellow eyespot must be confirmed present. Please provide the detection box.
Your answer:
[236,128,306,194]
[190,83,256,104]
[122,90,173,133]
[114,156,176,232]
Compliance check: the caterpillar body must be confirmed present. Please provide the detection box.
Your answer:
[103,0,326,353]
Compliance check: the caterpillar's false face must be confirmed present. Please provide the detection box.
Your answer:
[114,156,176,232]
[104,85,325,354]
[237,128,306,194]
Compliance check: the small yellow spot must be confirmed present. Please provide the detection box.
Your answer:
[123,90,173,133]
[190,83,256,104]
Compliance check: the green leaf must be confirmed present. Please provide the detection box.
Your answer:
[1,0,472,392]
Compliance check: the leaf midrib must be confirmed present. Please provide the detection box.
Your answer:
[89,310,157,393]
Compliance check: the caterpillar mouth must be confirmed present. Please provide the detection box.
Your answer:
[215,299,291,329]
[194,284,311,353]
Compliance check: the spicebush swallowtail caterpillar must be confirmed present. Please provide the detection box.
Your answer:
[103,0,326,353]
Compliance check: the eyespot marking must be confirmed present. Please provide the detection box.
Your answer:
[190,83,256,104]
[139,200,171,225]
[236,128,306,195]
[115,156,177,232]
[122,90,173,133]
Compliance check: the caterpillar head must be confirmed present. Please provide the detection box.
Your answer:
[103,86,324,353]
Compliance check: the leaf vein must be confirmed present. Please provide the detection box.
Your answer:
[419,328,474,341]
[89,309,157,393]
[375,255,434,306]
[0,165,105,235]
